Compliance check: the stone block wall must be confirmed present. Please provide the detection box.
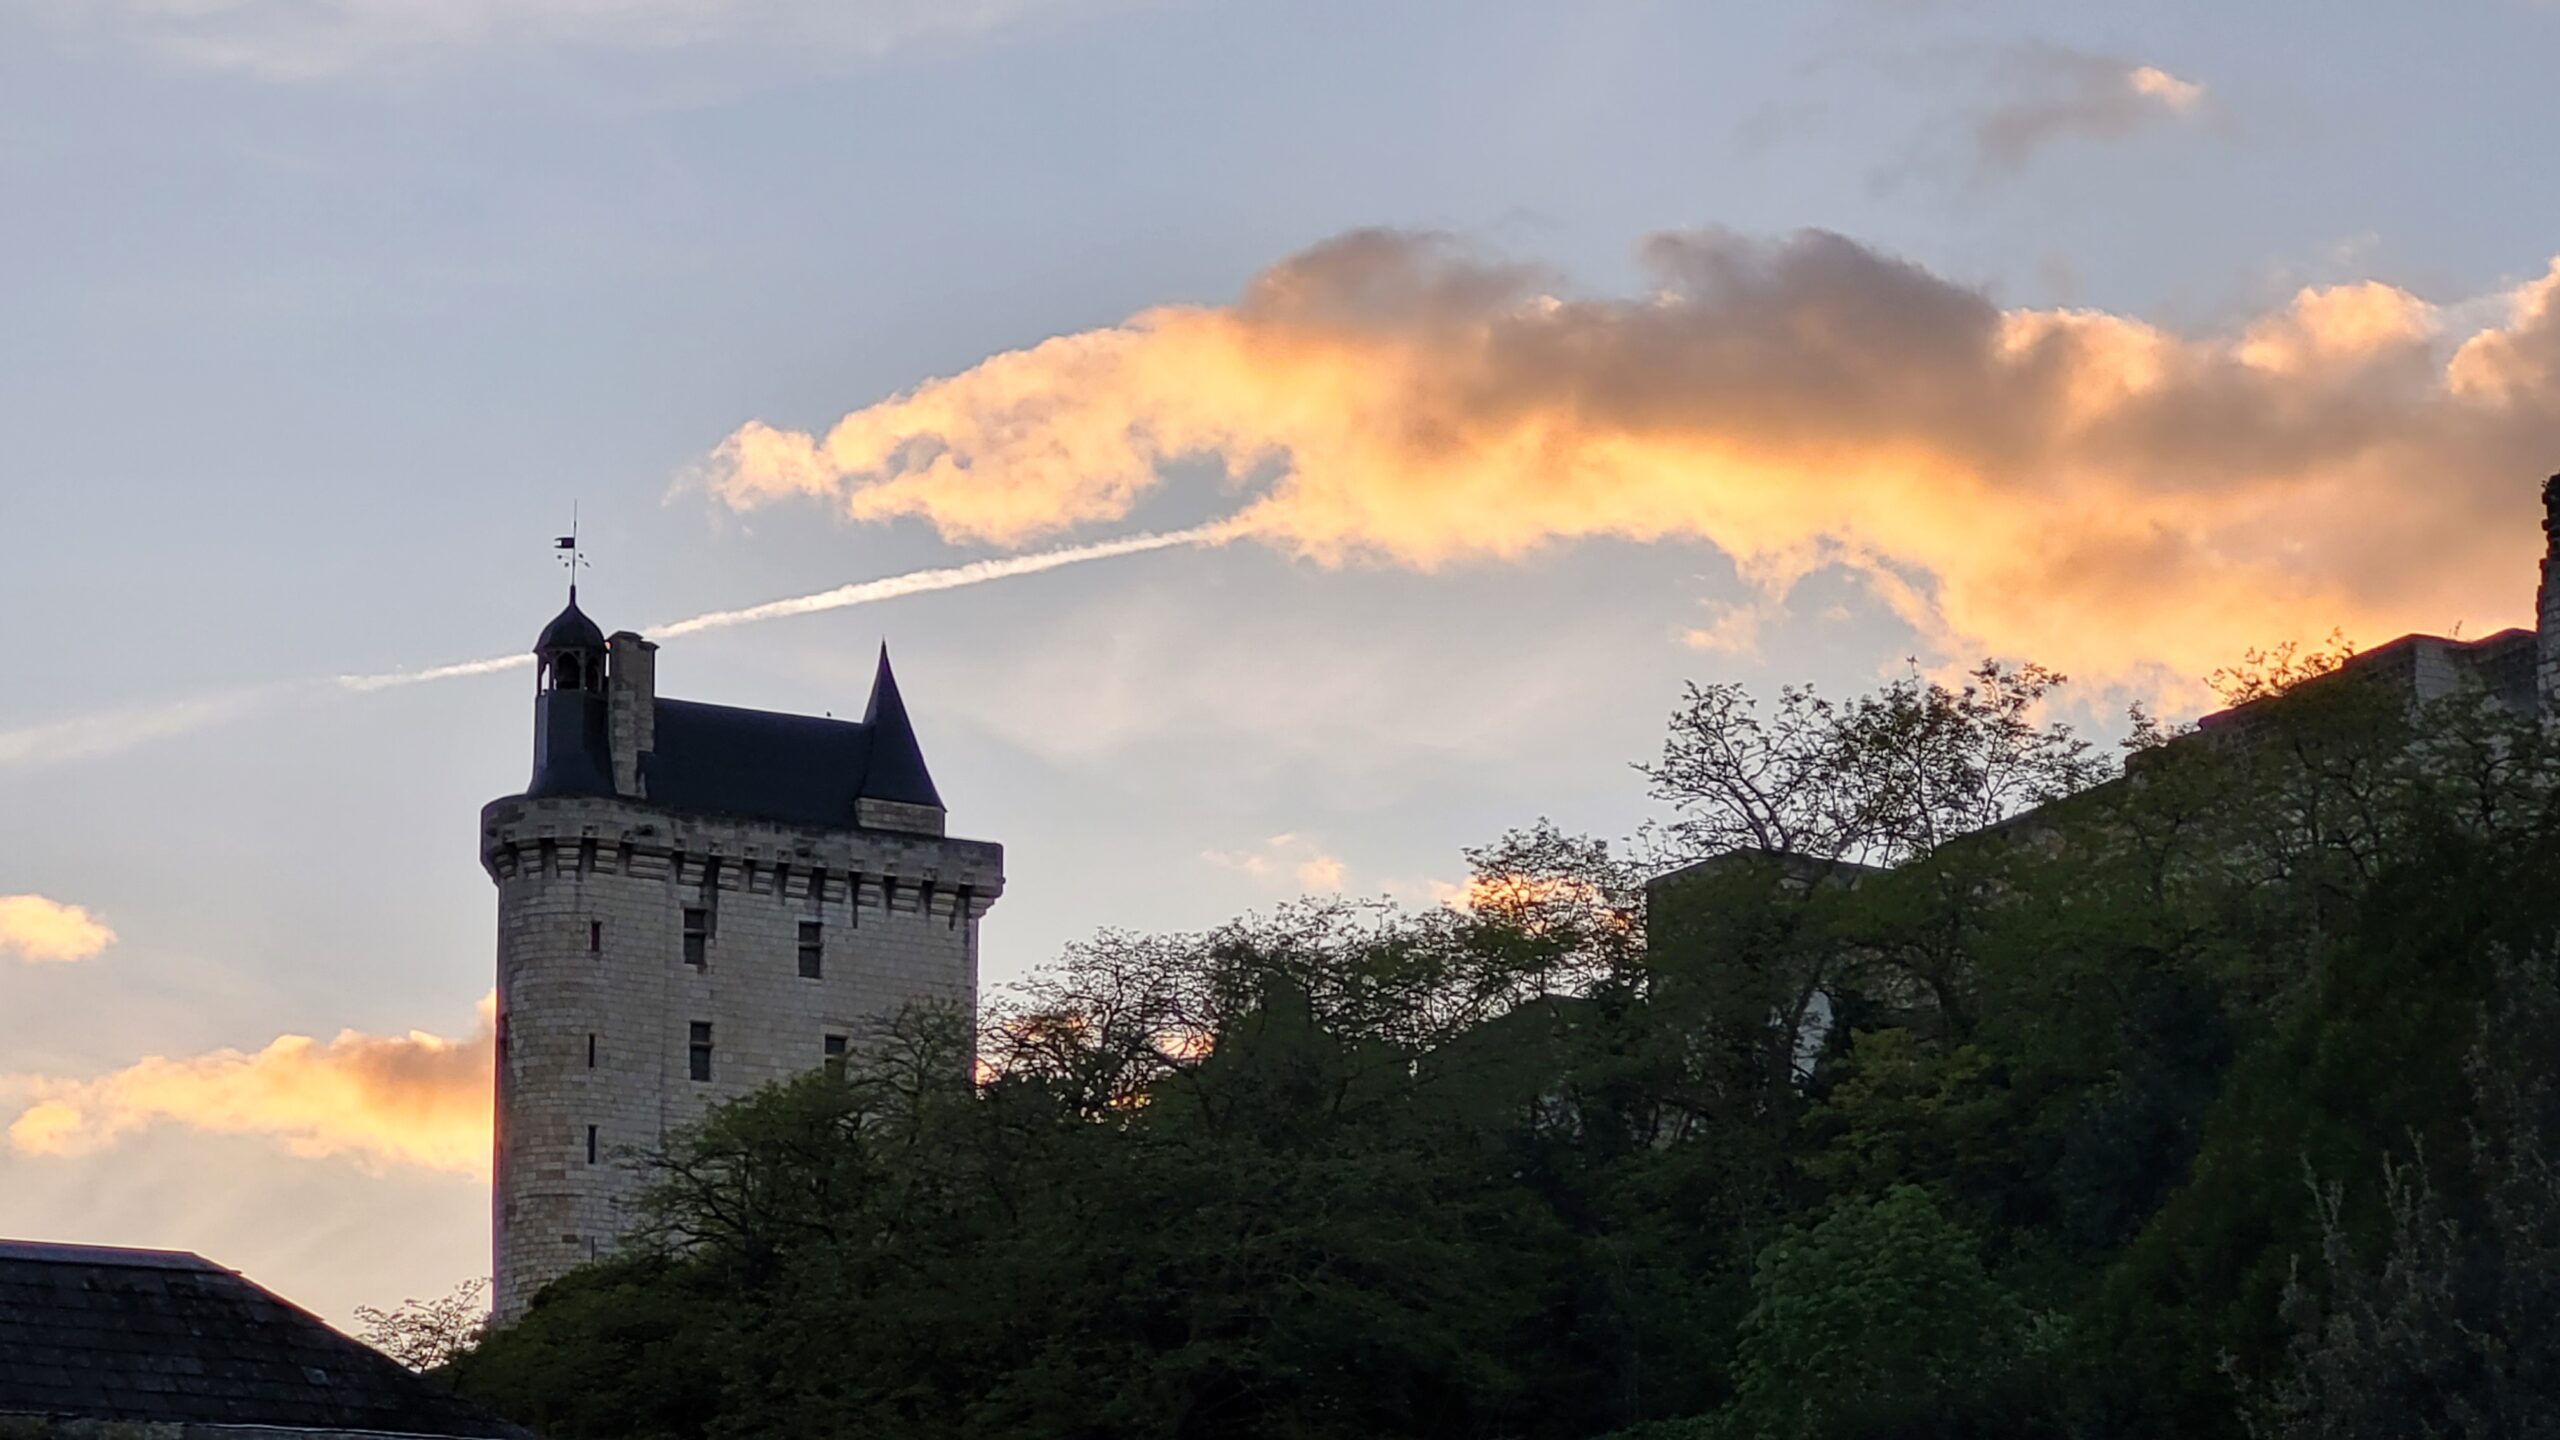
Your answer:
[481,793,1002,1321]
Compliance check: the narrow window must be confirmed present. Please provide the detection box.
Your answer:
[589,920,602,953]
[798,920,823,979]
[585,1125,598,1165]
[586,1033,596,1068]
[689,1021,713,1082]
[823,1033,848,1074]
[682,907,709,968]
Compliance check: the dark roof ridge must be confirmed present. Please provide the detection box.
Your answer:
[0,1238,223,1272]
[2357,625,2533,654]
[654,694,867,733]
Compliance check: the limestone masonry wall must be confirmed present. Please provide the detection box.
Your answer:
[482,793,1002,1320]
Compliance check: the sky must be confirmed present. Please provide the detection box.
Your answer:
[6,0,2560,1329]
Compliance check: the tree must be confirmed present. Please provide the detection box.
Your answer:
[1717,1186,2051,1439]
[448,648,2560,1440]
[1643,661,2104,874]
[2245,954,2560,1440]
[354,1276,490,1372]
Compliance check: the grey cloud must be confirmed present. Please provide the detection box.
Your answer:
[1971,41,2213,174]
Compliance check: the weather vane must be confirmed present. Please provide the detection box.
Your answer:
[555,502,588,600]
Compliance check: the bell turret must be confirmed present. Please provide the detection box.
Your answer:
[535,588,607,691]
[528,587,614,797]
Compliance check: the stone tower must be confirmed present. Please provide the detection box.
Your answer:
[480,589,1004,1320]
[2541,474,2560,719]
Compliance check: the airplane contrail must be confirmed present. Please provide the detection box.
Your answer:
[0,524,1229,767]
[659,521,1230,638]
[338,522,1229,692]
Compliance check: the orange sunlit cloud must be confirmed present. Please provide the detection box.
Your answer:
[4,993,493,1177]
[2127,66,2205,112]
[1203,833,1349,892]
[709,227,2560,703]
[0,894,117,964]
[1434,872,1625,926]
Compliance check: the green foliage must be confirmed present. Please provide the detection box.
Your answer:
[452,656,2560,1440]
[2240,954,2560,1439]
[1724,1186,2043,1439]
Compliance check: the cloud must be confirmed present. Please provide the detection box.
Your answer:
[4,995,494,1176]
[1972,44,2211,173]
[1203,834,1349,892]
[38,0,1080,80]
[0,686,291,770]
[708,225,2560,702]
[1432,872,1608,916]
[0,896,116,964]
[1682,595,1785,658]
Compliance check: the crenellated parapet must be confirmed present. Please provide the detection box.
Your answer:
[480,794,1004,923]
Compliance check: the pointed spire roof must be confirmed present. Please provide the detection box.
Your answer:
[535,587,606,653]
[858,644,944,809]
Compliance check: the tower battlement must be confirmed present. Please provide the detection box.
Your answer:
[486,595,1002,1321]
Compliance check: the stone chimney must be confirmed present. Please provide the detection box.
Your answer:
[607,630,657,797]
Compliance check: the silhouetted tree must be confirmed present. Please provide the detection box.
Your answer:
[354,1277,489,1373]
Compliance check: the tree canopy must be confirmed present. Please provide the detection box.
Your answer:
[444,654,2560,1440]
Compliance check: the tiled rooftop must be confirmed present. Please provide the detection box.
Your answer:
[0,1238,524,1437]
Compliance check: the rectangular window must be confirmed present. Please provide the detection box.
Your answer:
[798,920,824,979]
[689,1021,713,1082]
[586,1033,596,1068]
[682,907,709,968]
[823,1033,847,1074]
[590,920,602,953]
[585,1125,598,1165]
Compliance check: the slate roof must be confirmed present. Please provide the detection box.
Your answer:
[0,1239,525,1437]
[858,644,944,810]
[534,592,605,653]
[639,646,943,827]
[646,697,877,828]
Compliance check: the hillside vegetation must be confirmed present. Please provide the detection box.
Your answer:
[450,654,2560,1439]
